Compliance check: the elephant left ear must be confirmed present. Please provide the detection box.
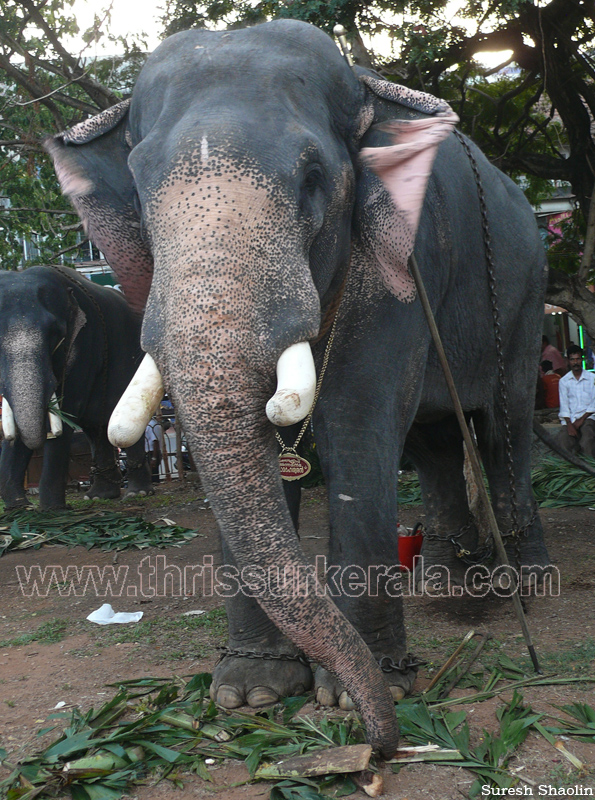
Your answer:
[44,100,153,315]
[357,75,458,301]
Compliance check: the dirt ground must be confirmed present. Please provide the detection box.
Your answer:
[1,479,595,799]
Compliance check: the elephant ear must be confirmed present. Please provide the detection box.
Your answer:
[63,285,87,374]
[44,100,153,315]
[356,74,458,302]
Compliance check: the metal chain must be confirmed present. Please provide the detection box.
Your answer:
[216,646,310,667]
[454,131,524,566]
[89,464,122,486]
[424,519,495,565]
[275,312,339,455]
[378,653,426,673]
[217,647,424,675]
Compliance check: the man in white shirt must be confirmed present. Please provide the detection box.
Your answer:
[557,345,595,457]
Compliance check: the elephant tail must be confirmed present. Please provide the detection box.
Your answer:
[532,419,595,477]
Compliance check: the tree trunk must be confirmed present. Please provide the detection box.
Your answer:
[546,268,595,342]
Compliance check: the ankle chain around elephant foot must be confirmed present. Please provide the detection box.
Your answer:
[90,465,123,486]
[216,646,310,667]
[377,653,426,673]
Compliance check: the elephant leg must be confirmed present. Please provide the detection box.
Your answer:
[311,405,417,709]
[122,437,153,498]
[38,427,74,510]
[82,425,122,500]
[405,416,481,590]
[0,437,33,509]
[473,408,550,581]
[210,425,313,708]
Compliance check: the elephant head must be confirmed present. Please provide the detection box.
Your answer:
[0,267,86,450]
[45,20,456,756]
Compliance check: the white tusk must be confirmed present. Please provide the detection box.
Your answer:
[48,392,63,438]
[108,353,164,448]
[2,396,16,441]
[266,342,316,427]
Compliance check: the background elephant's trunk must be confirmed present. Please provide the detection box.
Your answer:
[0,326,55,451]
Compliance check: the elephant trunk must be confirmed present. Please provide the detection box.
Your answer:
[178,393,399,756]
[0,327,56,451]
[146,283,398,754]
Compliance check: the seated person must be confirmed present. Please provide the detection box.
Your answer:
[541,335,566,375]
[557,345,595,457]
[540,360,560,408]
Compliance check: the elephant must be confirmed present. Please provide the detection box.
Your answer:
[44,20,550,757]
[0,266,152,510]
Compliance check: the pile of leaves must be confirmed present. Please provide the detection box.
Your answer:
[398,457,595,509]
[0,509,201,557]
[397,471,423,507]
[531,457,595,508]
[1,656,593,800]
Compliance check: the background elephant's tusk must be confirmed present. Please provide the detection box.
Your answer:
[108,353,164,448]
[266,342,316,426]
[48,393,63,437]
[2,397,16,441]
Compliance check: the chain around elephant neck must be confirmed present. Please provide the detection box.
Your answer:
[275,313,338,480]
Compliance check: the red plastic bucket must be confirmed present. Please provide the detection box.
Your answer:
[398,524,423,571]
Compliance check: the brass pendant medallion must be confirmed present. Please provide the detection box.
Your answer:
[279,452,312,481]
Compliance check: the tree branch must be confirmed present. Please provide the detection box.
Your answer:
[0,207,78,215]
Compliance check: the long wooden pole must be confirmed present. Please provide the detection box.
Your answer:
[409,253,541,674]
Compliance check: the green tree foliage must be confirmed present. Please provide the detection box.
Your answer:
[0,0,147,269]
[1,0,594,334]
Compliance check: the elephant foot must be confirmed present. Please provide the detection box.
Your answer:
[84,466,122,501]
[314,662,417,710]
[3,495,31,510]
[125,460,153,499]
[497,533,554,593]
[210,651,313,708]
[413,523,482,594]
[122,487,154,499]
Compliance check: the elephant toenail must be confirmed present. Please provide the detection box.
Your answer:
[213,685,244,708]
[390,686,406,702]
[316,687,336,707]
[338,691,355,710]
[246,687,279,707]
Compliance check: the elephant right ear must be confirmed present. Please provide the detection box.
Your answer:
[44,100,153,315]
[355,74,458,302]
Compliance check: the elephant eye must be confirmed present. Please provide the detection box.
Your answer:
[303,164,324,196]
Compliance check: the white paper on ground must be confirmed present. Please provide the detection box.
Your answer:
[86,603,143,625]
[182,609,206,617]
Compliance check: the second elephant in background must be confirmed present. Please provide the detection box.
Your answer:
[0,266,152,510]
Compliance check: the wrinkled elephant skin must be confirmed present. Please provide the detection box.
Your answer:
[0,267,152,510]
[45,20,550,756]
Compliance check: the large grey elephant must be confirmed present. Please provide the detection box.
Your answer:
[45,20,549,756]
[0,266,152,510]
